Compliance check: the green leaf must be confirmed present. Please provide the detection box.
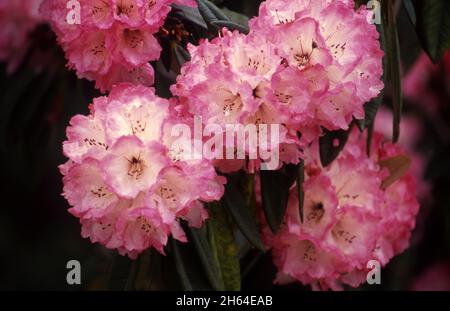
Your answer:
[355,118,365,132]
[108,254,135,291]
[171,4,208,29]
[199,0,231,22]
[207,202,241,290]
[173,43,191,70]
[220,7,250,28]
[413,0,450,63]
[404,0,416,26]
[383,0,402,143]
[159,38,173,73]
[187,225,224,290]
[363,8,386,155]
[171,239,194,291]
[365,92,384,155]
[260,164,298,233]
[171,238,213,291]
[296,161,305,224]
[319,126,352,167]
[221,175,265,251]
[197,0,248,34]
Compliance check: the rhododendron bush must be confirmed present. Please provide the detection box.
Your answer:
[2,0,450,292]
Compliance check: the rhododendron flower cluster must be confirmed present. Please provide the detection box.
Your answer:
[59,84,225,258]
[0,0,44,73]
[263,128,419,290]
[40,0,196,92]
[172,0,383,172]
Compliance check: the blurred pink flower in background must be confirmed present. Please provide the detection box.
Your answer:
[410,261,450,291]
[0,0,44,73]
[403,51,450,113]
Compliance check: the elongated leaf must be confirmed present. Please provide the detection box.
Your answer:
[413,0,450,63]
[171,238,212,290]
[108,254,133,290]
[260,164,298,233]
[173,43,191,72]
[159,38,173,73]
[201,0,231,22]
[364,6,387,155]
[379,155,411,189]
[404,0,416,26]
[221,176,265,251]
[221,7,250,28]
[365,94,383,130]
[383,0,402,143]
[187,226,224,290]
[365,92,384,155]
[319,126,352,167]
[197,0,248,34]
[171,4,208,29]
[207,203,241,290]
[355,118,365,132]
[171,239,194,291]
[134,250,152,290]
[124,259,139,291]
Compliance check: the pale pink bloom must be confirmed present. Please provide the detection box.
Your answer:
[94,63,155,92]
[266,128,420,290]
[62,158,118,219]
[60,84,224,257]
[172,29,305,172]
[249,0,354,32]
[63,111,109,163]
[115,206,175,255]
[103,83,170,143]
[114,26,161,68]
[101,136,168,198]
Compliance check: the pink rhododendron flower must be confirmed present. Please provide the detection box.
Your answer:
[172,0,383,172]
[60,84,225,258]
[0,0,44,73]
[403,51,450,114]
[40,0,196,92]
[263,128,420,290]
